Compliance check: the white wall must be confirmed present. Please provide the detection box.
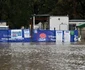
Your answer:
[50,16,69,30]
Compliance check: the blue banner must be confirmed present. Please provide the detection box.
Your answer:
[32,30,56,42]
[0,30,9,42]
[70,30,78,42]
[0,29,78,42]
[8,29,30,42]
[74,30,78,42]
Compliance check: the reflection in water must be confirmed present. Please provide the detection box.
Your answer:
[0,43,85,70]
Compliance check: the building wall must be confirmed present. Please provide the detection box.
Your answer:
[50,16,69,30]
[0,22,6,26]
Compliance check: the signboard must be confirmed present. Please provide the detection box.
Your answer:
[56,31,63,42]
[32,30,56,42]
[0,29,78,42]
[11,30,22,39]
[64,31,70,42]
[24,29,30,38]
[74,30,78,42]
[38,33,47,41]
[0,30,8,42]
[70,30,78,42]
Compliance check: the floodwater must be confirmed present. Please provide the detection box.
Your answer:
[0,42,85,70]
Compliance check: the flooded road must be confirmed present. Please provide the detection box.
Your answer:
[0,42,85,70]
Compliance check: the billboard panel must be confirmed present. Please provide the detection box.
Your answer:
[56,31,63,42]
[11,30,22,39]
[64,31,70,42]
[24,29,30,38]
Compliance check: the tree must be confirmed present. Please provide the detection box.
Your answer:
[1,0,85,29]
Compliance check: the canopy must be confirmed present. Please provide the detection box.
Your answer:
[76,23,85,28]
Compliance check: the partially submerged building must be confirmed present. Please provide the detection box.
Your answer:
[30,14,85,40]
[30,14,69,30]
[49,16,69,30]
[0,20,9,30]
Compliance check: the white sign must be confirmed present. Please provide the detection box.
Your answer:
[11,30,22,39]
[24,29,30,38]
[56,31,63,42]
[64,31,70,42]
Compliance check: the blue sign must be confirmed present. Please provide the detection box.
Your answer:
[0,29,78,42]
[70,30,78,42]
[32,30,56,42]
[8,29,30,42]
[0,30,9,42]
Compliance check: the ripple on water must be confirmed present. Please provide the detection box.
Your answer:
[0,43,85,70]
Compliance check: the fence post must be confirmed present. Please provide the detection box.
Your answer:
[54,28,56,42]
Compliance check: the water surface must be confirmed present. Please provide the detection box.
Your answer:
[0,42,85,70]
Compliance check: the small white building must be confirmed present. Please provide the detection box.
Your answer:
[0,21,7,26]
[49,16,69,30]
[0,21,9,29]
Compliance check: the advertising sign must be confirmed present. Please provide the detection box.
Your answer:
[11,30,22,39]
[32,30,56,42]
[0,30,8,42]
[38,33,46,41]
[56,31,63,42]
[64,31,70,42]
[24,29,30,38]
[74,30,78,42]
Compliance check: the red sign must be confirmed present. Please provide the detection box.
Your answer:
[39,33,46,38]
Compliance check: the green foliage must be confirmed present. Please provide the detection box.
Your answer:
[0,0,85,28]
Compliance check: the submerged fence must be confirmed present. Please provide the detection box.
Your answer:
[0,29,78,42]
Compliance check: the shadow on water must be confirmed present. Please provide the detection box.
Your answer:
[0,42,85,70]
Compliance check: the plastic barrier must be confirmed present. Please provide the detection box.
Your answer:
[56,30,78,42]
[56,31,63,42]
[0,30,9,42]
[8,29,30,42]
[0,29,78,42]
[70,30,78,42]
[64,31,70,42]
[32,30,56,42]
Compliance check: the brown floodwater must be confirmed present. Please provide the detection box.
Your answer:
[0,42,85,70]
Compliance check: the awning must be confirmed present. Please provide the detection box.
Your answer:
[76,23,85,28]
